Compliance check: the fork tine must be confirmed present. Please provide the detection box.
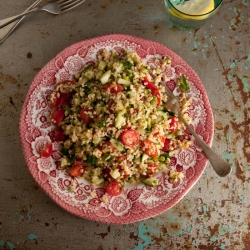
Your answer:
[58,0,74,5]
[160,82,175,98]
[60,0,85,13]
[58,0,72,3]
[160,82,179,114]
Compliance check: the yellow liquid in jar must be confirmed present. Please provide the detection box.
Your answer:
[169,0,215,20]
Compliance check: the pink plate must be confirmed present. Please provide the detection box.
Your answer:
[19,34,214,224]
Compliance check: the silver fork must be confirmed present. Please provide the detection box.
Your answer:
[0,0,86,29]
[160,82,232,177]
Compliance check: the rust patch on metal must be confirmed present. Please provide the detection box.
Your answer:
[129,232,138,241]
[242,213,250,249]
[97,232,108,239]
[208,223,219,236]
[231,109,250,164]
[0,71,17,86]
[234,159,246,183]
[168,221,181,234]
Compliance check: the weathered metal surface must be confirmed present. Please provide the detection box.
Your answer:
[0,0,249,249]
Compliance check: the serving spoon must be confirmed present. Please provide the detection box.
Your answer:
[160,82,232,177]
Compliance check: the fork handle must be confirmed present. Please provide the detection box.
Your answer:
[0,8,39,29]
[0,0,42,44]
[178,114,232,177]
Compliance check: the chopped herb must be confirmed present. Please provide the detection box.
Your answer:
[63,105,71,115]
[98,120,107,128]
[84,86,91,95]
[165,110,175,116]
[178,75,190,92]
[123,61,132,69]
[102,153,114,162]
[84,155,98,165]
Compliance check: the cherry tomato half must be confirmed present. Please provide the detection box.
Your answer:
[153,133,165,144]
[143,78,158,91]
[116,155,126,162]
[103,167,114,181]
[161,138,171,152]
[103,83,123,94]
[69,161,87,177]
[79,109,95,124]
[169,116,178,133]
[146,163,158,177]
[50,92,60,107]
[40,143,53,158]
[141,139,158,157]
[143,78,161,105]
[120,129,140,147]
[51,109,64,125]
[151,89,161,105]
[53,127,66,142]
[57,93,72,107]
[106,181,123,196]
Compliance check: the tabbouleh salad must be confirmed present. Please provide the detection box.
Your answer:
[46,49,192,196]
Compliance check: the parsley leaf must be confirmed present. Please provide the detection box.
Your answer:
[178,75,190,92]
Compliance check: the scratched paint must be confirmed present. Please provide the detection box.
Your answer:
[28,234,38,240]
[13,205,33,224]
[229,5,246,31]
[7,242,16,250]
[0,240,4,246]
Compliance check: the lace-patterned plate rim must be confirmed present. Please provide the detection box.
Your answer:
[19,34,214,224]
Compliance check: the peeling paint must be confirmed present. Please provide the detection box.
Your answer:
[28,234,38,240]
[6,241,16,250]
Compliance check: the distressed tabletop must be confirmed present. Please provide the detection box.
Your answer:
[0,0,249,249]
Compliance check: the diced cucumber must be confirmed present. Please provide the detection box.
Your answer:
[150,96,157,105]
[98,60,107,71]
[100,70,111,84]
[110,138,125,152]
[85,70,94,80]
[110,169,121,179]
[116,63,124,73]
[115,109,126,128]
[74,73,81,79]
[92,176,104,185]
[140,154,148,162]
[95,70,103,80]
[142,177,158,187]
[128,90,135,99]
[117,78,131,86]
[116,100,125,110]
[157,110,169,121]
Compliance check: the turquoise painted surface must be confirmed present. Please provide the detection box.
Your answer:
[28,234,38,240]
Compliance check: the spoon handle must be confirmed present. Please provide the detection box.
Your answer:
[178,114,232,177]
